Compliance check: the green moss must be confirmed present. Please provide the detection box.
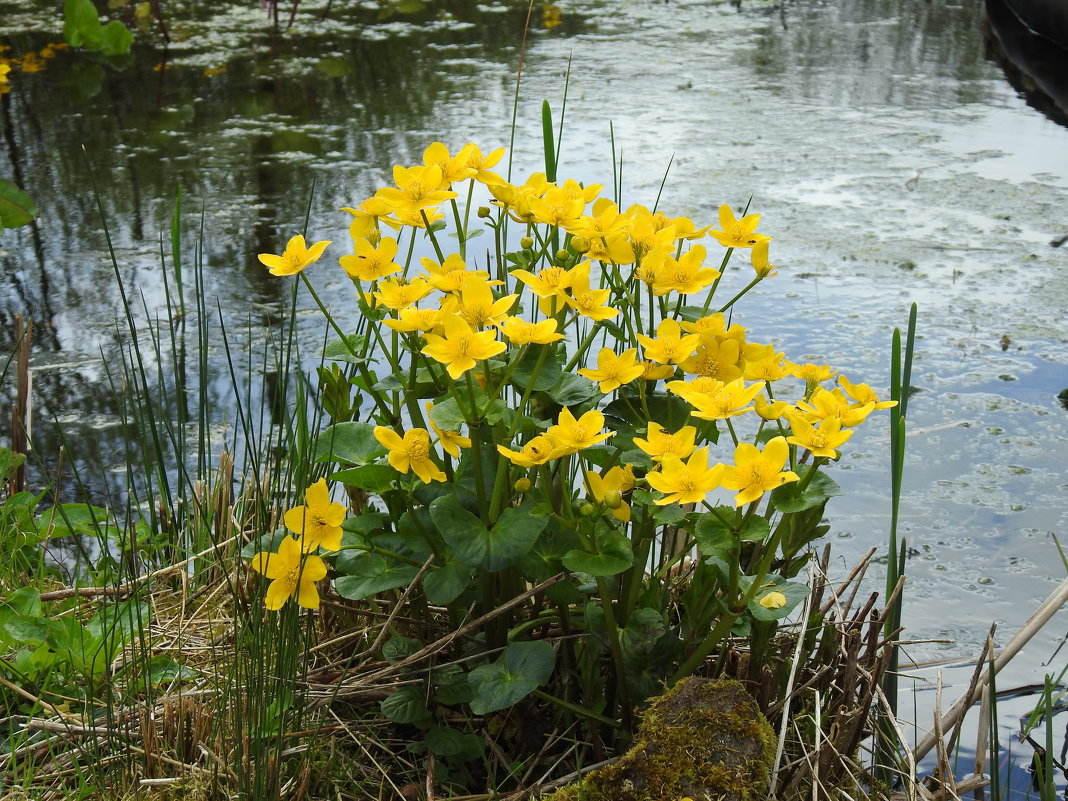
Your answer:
[543,678,775,801]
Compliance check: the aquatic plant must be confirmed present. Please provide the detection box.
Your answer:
[239,114,901,792]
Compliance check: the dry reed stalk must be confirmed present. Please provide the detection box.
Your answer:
[912,575,1068,763]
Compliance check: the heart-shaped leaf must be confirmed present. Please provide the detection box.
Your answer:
[468,640,555,715]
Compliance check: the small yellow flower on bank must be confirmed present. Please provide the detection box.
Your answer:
[250,535,328,610]
[284,478,347,552]
[339,236,401,282]
[498,435,562,468]
[546,408,614,454]
[586,465,636,522]
[373,426,447,484]
[787,416,853,459]
[633,422,698,463]
[637,318,701,365]
[427,402,471,458]
[578,348,645,394]
[258,235,331,276]
[757,590,787,610]
[708,204,770,249]
[421,313,507,379]
[376,164,456,216]
[720,436,799,506]
[497,316,564,345]
[646,447,725,506]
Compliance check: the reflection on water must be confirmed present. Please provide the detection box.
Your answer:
[1,0,1067,733]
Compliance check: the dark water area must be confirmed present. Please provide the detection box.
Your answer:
[2,0,1068,786]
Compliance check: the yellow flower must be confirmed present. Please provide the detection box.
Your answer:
[342,197,393,240]
[578,348,645,393]
[650,245,719,296]
[683,380,768,422]
[641,361,675,381]
[786,416,853,459]
[373,426,447,484]
[545,407,614,455]
[284,478,347,552]
[633,422,698,463]
[586,465,636,522]
[795,387,875,427]
[447,275,517,328]
[564,262,618,321]
[426,402,471,458]
[376,164,457,216]
[422,141,478,185]
[497,316,564,345]
[258,235,331,276]
[757,591,787,610]
[373,276,433,310]
[250,535,328,610]
[754,394,789,421]
[423,253,492,294]
[788,361,837,388]
[750,240,778,278]
[646,447,725,506]
[0,62,10,84]
[679,335,743,381]
[459,142,506,186]
[708,204,771,249]
[421,313,507,379]
[339,236,401,282]
[636,318,701,365]
[720,436,799,506]
[837,376,897,410]
[511,265,572,298]
[497,435,563,468]
[382,306,446,334]
[742,344,789,383]
[530,183,586,228]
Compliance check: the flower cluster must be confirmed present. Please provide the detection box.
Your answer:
[247,140,894,614]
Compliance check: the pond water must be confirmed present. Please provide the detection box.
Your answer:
[2,0,1067,786]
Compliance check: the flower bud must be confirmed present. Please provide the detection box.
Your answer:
[579,502,596,517]
[603,490,623,510]
[570,235,589,253]
[513,477,532,493]
[555,249,570,262]
[520,236,534,250]
[477,206,491,218]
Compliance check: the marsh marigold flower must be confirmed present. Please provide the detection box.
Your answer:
[564,263,618,321]
[578,348,645,393]
[426,402,471,458]
[586,465,636,522]
[633,422,698,463]
[646,447,725,506]
[786,416,853,459]
[421,313,507,379]
[284,478,347,552]
[545,408,614,455]
[708,204,770,249]
[637,318,701,365]
[757,590,787,610]
[377,164,456,216]
[258,235,331,276]
[497,435,562,468]
[720,436,799,506]
[250,536,328,610]
[340,236,402,282]
[374,426,447,484]
[497,316,564,345]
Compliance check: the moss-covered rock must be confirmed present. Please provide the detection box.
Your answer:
[544,678,775,801]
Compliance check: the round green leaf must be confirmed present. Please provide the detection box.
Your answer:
[561,529,633,576]
[468,640,556,715]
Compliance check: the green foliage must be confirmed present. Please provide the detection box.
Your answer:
[0,180,38,229]
[63,0,134,55]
